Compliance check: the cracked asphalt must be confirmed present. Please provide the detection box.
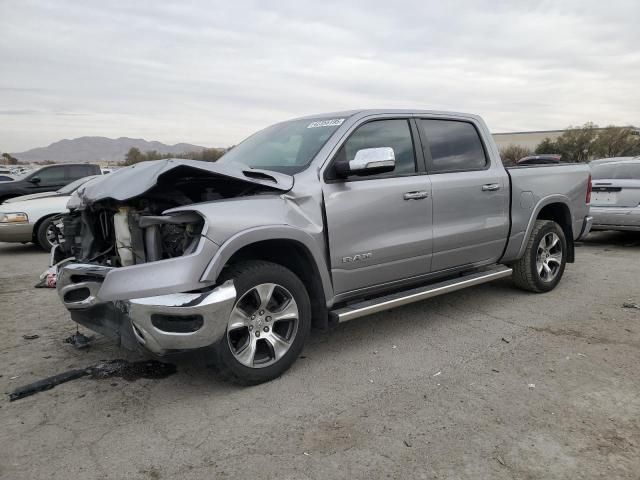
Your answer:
[1,231,639,479]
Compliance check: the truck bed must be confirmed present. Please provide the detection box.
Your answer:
[501,163,591,263]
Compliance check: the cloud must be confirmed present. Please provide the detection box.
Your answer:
[0,0,638,151]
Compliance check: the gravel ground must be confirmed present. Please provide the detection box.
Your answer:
[1,231,639,480]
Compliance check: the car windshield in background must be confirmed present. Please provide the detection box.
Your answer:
[57,175,98,194]
[218,117,347,174]
[591,162,640,180]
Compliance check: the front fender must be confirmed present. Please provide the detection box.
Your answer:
[200,225,334,305]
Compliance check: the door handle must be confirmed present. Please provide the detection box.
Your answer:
[403,191,429,200]
[481,183,501,192]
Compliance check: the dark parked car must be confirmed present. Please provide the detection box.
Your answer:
[0,164,101,203]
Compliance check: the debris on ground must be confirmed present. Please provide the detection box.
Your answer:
[528,383,536,389]
[64,332,94,349]
[8,359,177,402]
[496,455,506,466]
[501,337,510,343]
[492,368,500,373]
[22,334,39,340]
[34,266,58,288]
[9,369,87,401]
[403,440,412,447]
[433,371,442,377]
[34,258,75,289]
[622,302,640,310]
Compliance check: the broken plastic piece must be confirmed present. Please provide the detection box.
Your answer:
[64,332,94,349]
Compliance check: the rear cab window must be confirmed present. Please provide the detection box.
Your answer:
[419,119,488,173]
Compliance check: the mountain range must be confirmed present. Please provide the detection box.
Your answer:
[12,137,207,163]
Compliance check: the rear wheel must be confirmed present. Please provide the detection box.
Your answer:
[512,219,567,293]
[212,261,311,385]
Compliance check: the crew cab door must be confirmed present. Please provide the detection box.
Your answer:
[322,118,433,295]
[417,118,509,271]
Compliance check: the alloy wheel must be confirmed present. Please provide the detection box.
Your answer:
[536,232,563,282]
[226,283,299,368]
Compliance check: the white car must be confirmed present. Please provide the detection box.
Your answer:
[590,157,640,232]
[0,176,98,250]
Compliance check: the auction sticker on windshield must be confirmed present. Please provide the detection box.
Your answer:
[307,119,345,128]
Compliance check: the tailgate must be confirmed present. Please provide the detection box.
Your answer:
[591,180,640,207]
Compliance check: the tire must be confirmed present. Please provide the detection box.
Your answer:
[512,219,567,293]
[211,260,311,385]
[35,216,58,251]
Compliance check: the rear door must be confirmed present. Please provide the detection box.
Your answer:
[65,165,95,182]
[322,118,433,295]
[417,118,510,272]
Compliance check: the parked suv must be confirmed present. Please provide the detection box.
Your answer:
[55,110,592,385]
[0,163,101,203]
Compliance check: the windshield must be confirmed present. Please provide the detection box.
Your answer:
[57,175,98,194]
[218,117,347,174]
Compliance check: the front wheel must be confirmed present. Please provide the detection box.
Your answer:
[35,216,60,251]
[512,219,567,293]
[212,261,311,385]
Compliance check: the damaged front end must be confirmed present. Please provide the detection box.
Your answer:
[55,159,291,355]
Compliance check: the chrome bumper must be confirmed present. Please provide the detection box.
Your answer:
[576,215,593,241]
[57,263,236,355]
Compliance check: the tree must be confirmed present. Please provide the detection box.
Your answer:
[535,123,640,162]
[124,147,144,165]
[499,144,533,165]
[591,126,640,158]
[534,138,557,155]
[1,152,19,165]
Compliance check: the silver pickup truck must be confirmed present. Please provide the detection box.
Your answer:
[55,110,593,384]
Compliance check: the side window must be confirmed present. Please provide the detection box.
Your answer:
[334,119,416,179]
[36,167,66,184]
[420,119,487,173]
[66,165,92,180]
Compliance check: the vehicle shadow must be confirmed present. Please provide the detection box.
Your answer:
[0,242,47,255]
[579,230,640,247]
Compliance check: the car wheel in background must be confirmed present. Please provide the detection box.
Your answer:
[35,217,60,251]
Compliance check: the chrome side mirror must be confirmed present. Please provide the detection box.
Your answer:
[336,147,396,177]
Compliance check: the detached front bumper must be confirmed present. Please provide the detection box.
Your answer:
[57,263,236,355]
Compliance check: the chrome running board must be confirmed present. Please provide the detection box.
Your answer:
[332,266,513,323]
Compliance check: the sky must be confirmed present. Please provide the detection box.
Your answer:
[1,0,638,152]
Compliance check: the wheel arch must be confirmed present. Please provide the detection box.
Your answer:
[201,227,334,329]
[516,196,575,263]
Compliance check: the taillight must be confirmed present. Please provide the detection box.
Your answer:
[586,174,592,204]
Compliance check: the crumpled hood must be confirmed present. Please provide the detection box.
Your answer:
[75,159,294,203]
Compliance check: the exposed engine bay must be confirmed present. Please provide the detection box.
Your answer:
[54,161,291,267]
